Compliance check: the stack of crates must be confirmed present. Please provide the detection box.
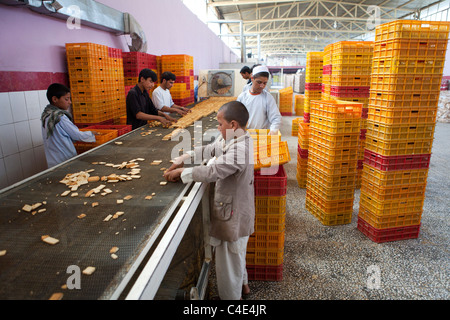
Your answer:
[295,94,305,116]
[322,45,333,101]
[305,52,324,122]
[161,55,195,107]
[247,130,287,281]
[358,20,450,243]
[122,52,158,92]
[279,86,294,115]
[291,117,302,136]
[329,41,374,187]
[66,43,126,125]
[296,121,310,188]
[306,100,362,225]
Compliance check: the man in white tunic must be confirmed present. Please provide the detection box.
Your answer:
[237,65,281,135]
[152,71,190,116]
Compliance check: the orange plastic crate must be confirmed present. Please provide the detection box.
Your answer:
[307,179,355,201]
[374,20,450,42]
[332,41,374,53]
[370,74,443,92]
[247,232,285,251]
[373,38,448,59]
[308,153,358,175]
[307,165,357,189]
[305,197,352,226]
[308,143,359,162]
[255,196,287,215]
[310,129,360,149]
[358,204,422,229]
[331,75,371,87]
[362,166,429,187]
[246,248,284,266]
[254,213,285,233]
[360,191,425,216]
[311,100,363,119]
[367,105,438,125]
[306,189,354,215]
[361,178,427,201]
[372,56,446,75]
[365,135,434,156]
[369,90,440,108]
[366,121,435,141]
[310,116,361,134]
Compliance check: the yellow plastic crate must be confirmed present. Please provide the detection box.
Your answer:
[255,196,287,215]
[366,121,436,141]
[367,105,438,125]
[305,197,352,226]
[311,100,363,120]
[360,191,425,216]
[365,135,434,156]
[246,248,284,266]
[362,166,429,187]
[374,20,450,42]
[358,205,423,229]
[247,232,285,251]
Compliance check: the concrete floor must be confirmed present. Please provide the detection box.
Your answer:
[241,117,449,300]
[209,118,449,300]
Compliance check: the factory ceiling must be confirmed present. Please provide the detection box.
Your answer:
[207,0,446,56]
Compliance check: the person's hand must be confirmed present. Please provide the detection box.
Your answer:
[269,130,279,135]
[159,117,172,126]
[91,130,100,136]
[166,154,189,173]
[181,107,191,113]
[165,115,177,123]
[163,168,183,182]
[176,108,187,116]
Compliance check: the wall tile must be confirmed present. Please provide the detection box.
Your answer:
[38,90,49,111]
[4,153,23,186]
[20,148,37,179]
[29,118,43,147]
[9,91,28,123]
[25,90,41,120]
[0,124,19,156]
[0,158,7,190]
[0,92,14,125]
[33,145,48,171]
[14,121,33,152]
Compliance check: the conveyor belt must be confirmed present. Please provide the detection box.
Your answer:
[0,110,219,300]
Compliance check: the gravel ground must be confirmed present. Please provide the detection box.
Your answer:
[209,117,450,300]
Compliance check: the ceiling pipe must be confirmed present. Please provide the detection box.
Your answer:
[0,0,147,52]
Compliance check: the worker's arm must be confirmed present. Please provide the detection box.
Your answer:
[159,105,187,115]
[135,111,172,125]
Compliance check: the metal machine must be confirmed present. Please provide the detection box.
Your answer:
[198,69,247,98]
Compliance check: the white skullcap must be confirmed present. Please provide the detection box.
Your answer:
[252,65,269,76]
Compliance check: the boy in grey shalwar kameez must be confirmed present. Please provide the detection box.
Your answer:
[164,101,255,300]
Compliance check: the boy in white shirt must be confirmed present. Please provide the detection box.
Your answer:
[237,65,281,135]
[152,71,190,116]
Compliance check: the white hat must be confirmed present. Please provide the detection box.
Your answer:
[252,65,269,76]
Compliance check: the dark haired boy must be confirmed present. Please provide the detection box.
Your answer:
[126,68,176,130]
[164,101,254,300]
[41,83,97,168]
[152,71,190,116]
[240,66,252,85]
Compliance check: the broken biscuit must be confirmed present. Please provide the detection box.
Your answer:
[82,266,96,275]
[41,235,59,245]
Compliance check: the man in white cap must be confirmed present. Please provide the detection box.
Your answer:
[237,65,281,135]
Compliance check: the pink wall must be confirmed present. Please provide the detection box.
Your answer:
[0,0,237,75]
